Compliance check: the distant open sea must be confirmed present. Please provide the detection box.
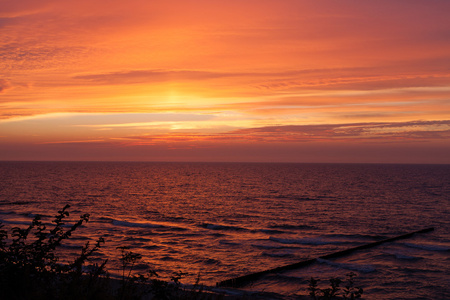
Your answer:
[0,162,449,299]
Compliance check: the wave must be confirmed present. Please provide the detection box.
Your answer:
[58,244,83,249]
[99,217,186,231]
[24,212,53,219]
[0,201,35,206]
[124,236,153,242]
[0,218,86,229]
[251,243,295,250]
[377,251,422,260]
[209,286,284,299]
[259,229,289,234]
[317,258,376,273]
[263,273,304,283]
[403,242,450,252]
[93,216,114,223]
[268,224,314,230]
[86,194,103,198]
[294,197,319,201]
[325,233,386,241]
[393,253,422,260]
[269,236,335,245]
[0,219,34,226]
[219,239,241,246]
[143,245,160,250]
[160,256,175,261]
[201,223,247,231]
[201,258,221,265]
[112,220,165,229]
[262,251,293,258]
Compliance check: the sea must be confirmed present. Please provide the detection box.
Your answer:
[0,162,449,299]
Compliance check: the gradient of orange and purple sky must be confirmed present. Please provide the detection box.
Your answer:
[1,0,449,163]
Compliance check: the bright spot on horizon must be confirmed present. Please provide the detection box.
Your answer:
[1,0,449,163]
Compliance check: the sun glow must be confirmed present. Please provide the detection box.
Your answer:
[1,0,449,163]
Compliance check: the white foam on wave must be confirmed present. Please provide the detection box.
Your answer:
[317,258,376,273]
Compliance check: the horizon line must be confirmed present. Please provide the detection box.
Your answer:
[0,160,448,166]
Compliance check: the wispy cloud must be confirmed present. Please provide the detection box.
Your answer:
[73,70,235,84]
[71,68,342,84]
[0,112,214,125]
[114,120,450,146]
[71,65,450,94]
[39,139,106,144]
[226,120,450,142]
[0,79,11,93]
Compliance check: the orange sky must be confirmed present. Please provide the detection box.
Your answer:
[1,0,449,163]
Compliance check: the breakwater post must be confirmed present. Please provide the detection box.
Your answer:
[216,227,434,288]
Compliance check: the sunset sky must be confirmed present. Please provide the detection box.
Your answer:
[1,0,449,163]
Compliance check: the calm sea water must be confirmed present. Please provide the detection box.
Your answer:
[0,162,449,299]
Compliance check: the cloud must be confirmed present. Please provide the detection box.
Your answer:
[72,69,320,85]
[0,112,214,125]
[256,74,450,92]
[72,67,379,85]
[115,120,450,145]
[0,41,89,71]
[253,58,450,91]
[71,63,450,92]
[72,70,234,84]
[0,79,11,93]
[225,120,450,142]
[0,1,56,18]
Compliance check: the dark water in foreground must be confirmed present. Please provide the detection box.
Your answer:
[0,162,449,299]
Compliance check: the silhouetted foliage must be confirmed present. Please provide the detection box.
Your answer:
[0,205,217,300]
[0,205,109,299]
[307,272,363,300]
[342,272,363,299]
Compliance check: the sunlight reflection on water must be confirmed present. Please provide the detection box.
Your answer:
[0,162,449,299]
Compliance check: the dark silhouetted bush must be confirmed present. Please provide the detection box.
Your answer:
[308,272,363,300]
[0,205,110,299]
[0,205,215,299]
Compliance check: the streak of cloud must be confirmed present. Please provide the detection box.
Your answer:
[114,120,450,146]
[0,79,11,93]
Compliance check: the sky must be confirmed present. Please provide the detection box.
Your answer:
[1,0,449,163]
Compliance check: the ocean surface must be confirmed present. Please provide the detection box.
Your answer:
[0,162,449,299]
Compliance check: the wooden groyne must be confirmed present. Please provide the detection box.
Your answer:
[216,227,434,288]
